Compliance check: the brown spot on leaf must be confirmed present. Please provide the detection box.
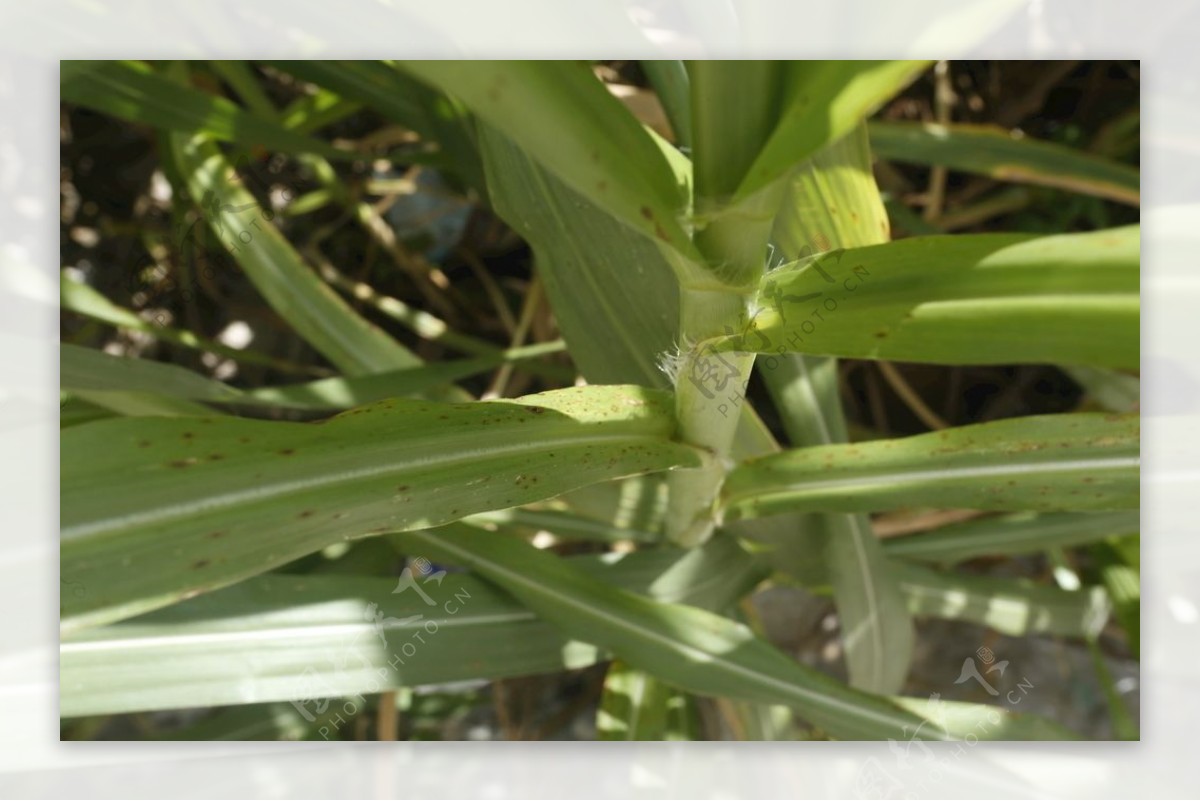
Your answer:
[193,559,210,569]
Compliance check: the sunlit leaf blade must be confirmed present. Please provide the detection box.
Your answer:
[722,413,1139,520]
[869,121,1140,206]
[167,132,427,378]
[735,61,930,201]
[895,696,1079,740]
[61,61,351,161]
[883,511,1139,564]
[761,125,913,695]
[723,226,1139,369]
[262,60,484,191]
[406,526,1074,740]
[62,538,758,717]
[61,385,702,631]
[401,526,952,741]
[770,124,891,258]
[895,562,1111,638]
[399,61,699,264]
[598,661,696,740]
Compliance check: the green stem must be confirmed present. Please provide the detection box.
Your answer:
[666,289,755,547]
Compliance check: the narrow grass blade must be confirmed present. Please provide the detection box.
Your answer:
[735,61,930,202]
[641,61,691,148]
[61,539,754,717]
[689,61,782,203]
[598,661,696,740]
[869,121,1140,206]
[895,562,1111,638]
[883,510,1139,564]
[722,413,1139,520]
[61,271,321,377]
[401,524,946,741]
[61,385,702,631]
[61,61,351,161]
[723,226,1140,370]
[167,132,426,377]
[405,525,1074,740]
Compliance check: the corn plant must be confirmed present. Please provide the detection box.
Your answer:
[60,60,1139,741]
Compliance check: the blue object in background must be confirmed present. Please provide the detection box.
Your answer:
[378,167,473,262]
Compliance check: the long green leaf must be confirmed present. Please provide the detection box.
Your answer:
[61,385,702,631]
[61,60,351,161]
[62,342,504,413]
[735,61,930,201]
[62,538,755,718]
[689,60,782,203]
[869,121,1140,206]
[403,526,1073,740]
[641,60,691,149]
[167,131,427,378]
[399,61,702,269]
[883,510,1139,564]
[401,525,944,740]
[895,562,1111,638]
[722,413,1139,520]
[721,226,1140,369]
